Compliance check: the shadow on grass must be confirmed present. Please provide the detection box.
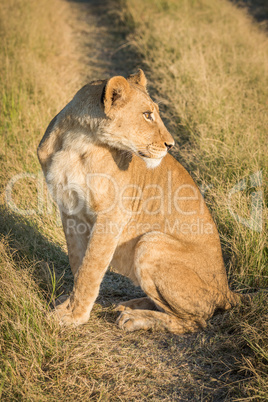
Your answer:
[0,204,70,292]
[0,204,144,306]
[230,0,268,28]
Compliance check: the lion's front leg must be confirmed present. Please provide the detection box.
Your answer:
[61,211,92,277]
[54,216,122,325]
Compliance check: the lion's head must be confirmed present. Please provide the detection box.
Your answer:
[97,69,175,168]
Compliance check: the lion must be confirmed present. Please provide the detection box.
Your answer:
[37,69,244,334]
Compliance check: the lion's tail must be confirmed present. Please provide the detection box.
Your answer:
[226,289,267,309]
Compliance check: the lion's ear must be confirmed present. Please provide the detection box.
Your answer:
[127,69,147,91]
[101,76,130,114]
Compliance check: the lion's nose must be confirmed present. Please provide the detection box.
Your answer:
[164,141,174,151]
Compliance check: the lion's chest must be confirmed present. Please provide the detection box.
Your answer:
[45,149,94,220]
[45,146,121,221]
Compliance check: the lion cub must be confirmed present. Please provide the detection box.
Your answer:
[38,69,241,334]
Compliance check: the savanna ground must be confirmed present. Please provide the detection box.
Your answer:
[0,0,267,400]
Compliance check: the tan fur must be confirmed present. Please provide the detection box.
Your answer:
[38,69,242,334]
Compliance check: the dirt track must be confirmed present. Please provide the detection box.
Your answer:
[68,0,142,82]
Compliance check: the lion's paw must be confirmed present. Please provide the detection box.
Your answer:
[113,303,130,312]
[116,311,147,332]
[50,297,89,326]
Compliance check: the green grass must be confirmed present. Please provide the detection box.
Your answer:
[0,0,267,400]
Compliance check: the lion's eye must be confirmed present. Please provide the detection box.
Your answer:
[143,111,153,121]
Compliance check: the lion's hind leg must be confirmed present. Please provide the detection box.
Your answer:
[116,231,219,334]
[116,309,206,334]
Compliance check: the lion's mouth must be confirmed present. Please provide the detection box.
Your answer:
[138,151,150,158]
[138,150,165,160]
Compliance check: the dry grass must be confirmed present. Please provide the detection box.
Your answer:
[0,0,267,400]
